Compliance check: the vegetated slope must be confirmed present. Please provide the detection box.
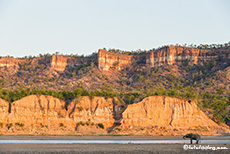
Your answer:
[0,44,229,127]
[0,95,229,135]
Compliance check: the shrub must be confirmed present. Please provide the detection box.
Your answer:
[15,122,24,127]
[97,123,104,129]
[0,122,3,128]
[77,106,83,111]
[40,123,44,128]
[7,123,13,129]
[116,128,121,131]
[59,123,64,127]
[77,121,85,126]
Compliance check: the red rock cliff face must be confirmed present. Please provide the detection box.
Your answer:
[98,46,230,70]
[9,95,67,128]
[1,46,229,72]
[68,96,117,128]
[98,49,133,71]
[0,57,23,68]
[0,98,9,128]
[146,46,212,67]
[51,55,95,71]
[51,55,69,71]
[121,96,220,130]
[2,95,119,134]
[0,95,229,135]
[145,46,230,67]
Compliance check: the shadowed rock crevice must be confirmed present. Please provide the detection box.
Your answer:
[107,98,127,133]
[8,102,11,113]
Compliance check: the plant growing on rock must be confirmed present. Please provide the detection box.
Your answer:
[97,123,104,129]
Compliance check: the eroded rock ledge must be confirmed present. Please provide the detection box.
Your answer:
[1,46,229,71]
[0,95,229,135]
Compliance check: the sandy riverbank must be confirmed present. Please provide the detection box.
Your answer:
[0,136,229,154]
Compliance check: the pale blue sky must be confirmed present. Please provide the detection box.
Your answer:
[0,0,229,57]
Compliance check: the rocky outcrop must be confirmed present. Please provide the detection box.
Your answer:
[51,55,95,71]
[98,49,133,71]
[51,55,69,71]
[1,46,229,72]
[0,98,9,128]
[146,46,230,67]
[67,96,116,128]
[98,49,147,71]
[1,95,120,134]
[98,46,230,70]
[120,96,226,135]
[146,46,211,67]
[0,57,23,68]
[0,95,229,135]
[9,95,67,127]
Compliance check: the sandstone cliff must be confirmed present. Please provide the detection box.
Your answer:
[0,95,229,135]
[98,49,133,71]
[121,96,218,127]
[51,54,95,71]
[51,55,69,71]
[1,46,229,72]
[8,95,71,134]
[67,96,115,128]
[120,96,227,135]
[0,98,9,129]
[98,46,230,71]
[146,46,211,67]
[0,57,23,68]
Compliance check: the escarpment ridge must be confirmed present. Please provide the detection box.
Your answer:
[0,95,229,135]
[1,45,230,71]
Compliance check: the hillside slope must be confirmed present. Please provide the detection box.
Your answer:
[0,44,230,127]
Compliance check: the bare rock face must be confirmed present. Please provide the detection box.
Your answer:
[98,49,133,71]
[146,46,212,67]
[51,55,95,71]
[9,95,69,132]
[1,46,229,72]
[121,96,222,133]
[226,67,230,80]
[51,55,69,71]
[0,95,229,135]
[0,98,9,129]
[0,57,23,68]
[98,46,230,71]
[68,96,115,129]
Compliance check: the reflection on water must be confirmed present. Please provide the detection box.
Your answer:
[0,140,229,144]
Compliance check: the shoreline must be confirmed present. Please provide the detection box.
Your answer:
[0,143,229,154]
[0,136,229,153]
[0,135,230,140]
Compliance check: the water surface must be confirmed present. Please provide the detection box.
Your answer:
[0,140,229,144]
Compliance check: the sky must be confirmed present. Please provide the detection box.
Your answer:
[0,0,229,57]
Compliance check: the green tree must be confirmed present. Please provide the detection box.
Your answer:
[210,100,228,124]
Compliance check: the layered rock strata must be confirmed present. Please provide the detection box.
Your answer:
[121,96,219,129]
[67,96,117,128]
[9,95,68,128]
[97,49,133,71]
[51,55,95,71]
[0,57,23,68]
[98,46,230,70]
[0,95,229,135]
[0,98,9,128]
[0,46,229,71]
